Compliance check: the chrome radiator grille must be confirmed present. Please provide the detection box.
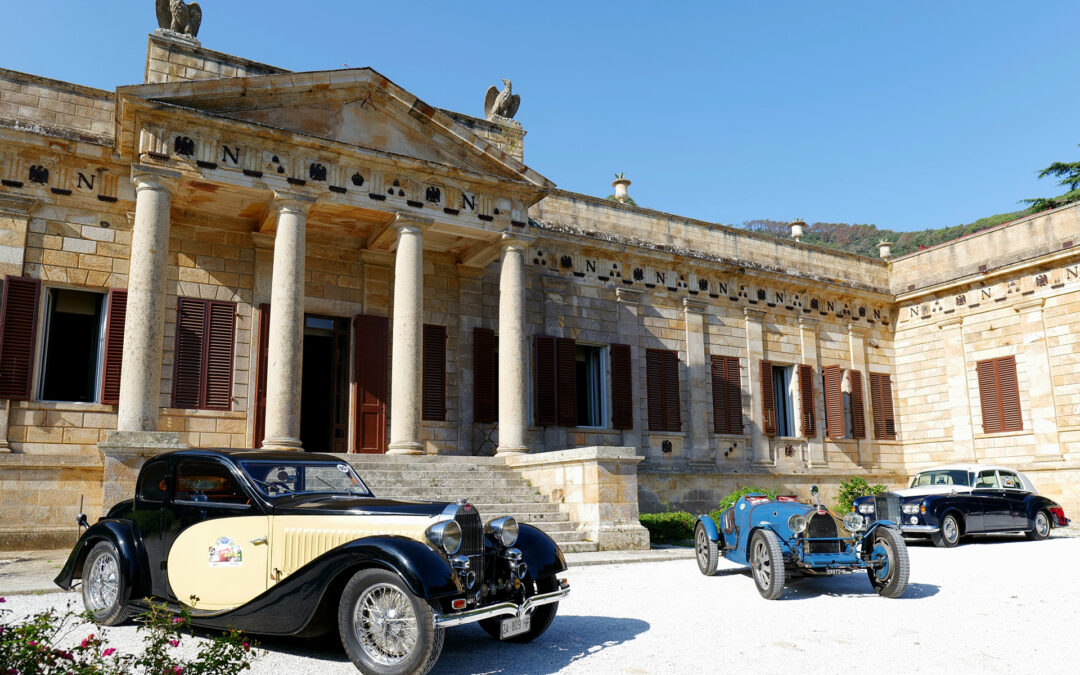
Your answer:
[874,493,901,524]
[456,506,484,556]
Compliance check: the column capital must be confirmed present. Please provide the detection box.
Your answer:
[615,287,644,305]
[743,307,766,321]
[797,316,818,329]
[392,212,434,232]
[1014,297,1046,314]
[846,322,864,337]
[682,297,708,313]
[937,316,964,329]
[130,164,181,193]
[272,191,317,216]
[0,193,36,217]
[500,230,534,251]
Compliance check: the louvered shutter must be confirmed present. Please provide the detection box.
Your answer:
[0,276,40,400]
[849,369,866,439]
[798,363,815,436]
[253,304,270,447]
[203,302,235,411]
[711,356,727,433]
[998,356,1022,432]
[823,365,844,438]
[881,374,896,438]
[556,337,577,427]
[977,360,1002,434]
[662,350,681,432]
[534,336,557,425]
[610,344,633,430]
[422,324,446,421]
[172,298,205,409]
[646,349,666,431]
[760,360,776,436]
[100,288,127,405]
[726,357,743,434]
[473,327,496,424]
[870,373,896,440]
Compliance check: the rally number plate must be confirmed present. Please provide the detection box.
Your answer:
[499,613,531,639]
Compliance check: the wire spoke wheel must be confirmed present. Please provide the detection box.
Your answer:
[353,583,419,666]
[751,538,771,588]
[87,550,119,611]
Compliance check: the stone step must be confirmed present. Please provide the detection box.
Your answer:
[373,488,544,501]
[557,541,600,554]
[362,474,529,488]
[481,510,570,523]
[466,501,564,515]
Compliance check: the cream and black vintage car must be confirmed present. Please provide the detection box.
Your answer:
[55,449,570,674]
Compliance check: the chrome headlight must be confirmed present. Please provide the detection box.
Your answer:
[487,516,519,547]
[426,519,462,555]
[787,513,807,534]
[843,512,865,532]
[857,502,875,515]
[901,503,920,515]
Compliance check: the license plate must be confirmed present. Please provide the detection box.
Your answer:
[825,568,850,575]
[499,613,531,639]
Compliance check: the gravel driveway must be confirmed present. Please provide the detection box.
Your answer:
[4,535,1077,674]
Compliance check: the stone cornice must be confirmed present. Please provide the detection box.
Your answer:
[0,193,36,217]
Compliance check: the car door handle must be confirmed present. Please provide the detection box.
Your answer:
[250,537,268,546]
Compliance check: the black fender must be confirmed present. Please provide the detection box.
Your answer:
[516,523,567,582]
[188,535,463,636]
[53,520,151,599]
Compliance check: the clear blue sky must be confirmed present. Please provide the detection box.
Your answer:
[3,1,1079,232]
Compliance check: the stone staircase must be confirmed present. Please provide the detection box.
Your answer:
[346,455,599,553]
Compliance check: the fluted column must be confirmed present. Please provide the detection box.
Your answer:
[387,216,431,455]
[261,193,315,450]
[497,232,533,455]
[118,167,180,432]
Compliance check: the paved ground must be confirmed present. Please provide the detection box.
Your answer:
[2,532,1077,674]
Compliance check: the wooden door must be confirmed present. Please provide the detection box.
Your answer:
[353,314,388,453]
[252,304,270,448]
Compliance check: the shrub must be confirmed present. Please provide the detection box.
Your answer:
[639,511,696,544]
[715,485,778,512]
[836,476,887,513]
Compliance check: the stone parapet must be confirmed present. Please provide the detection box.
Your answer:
[504,446,650,551]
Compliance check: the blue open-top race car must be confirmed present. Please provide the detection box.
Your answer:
[695,487,909,600]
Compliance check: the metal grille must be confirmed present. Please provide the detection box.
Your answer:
[456,506,484,556]
[806,513,842,554]
[874,493,901,524]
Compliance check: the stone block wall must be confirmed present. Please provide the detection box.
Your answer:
[145,33,286,85]
[0,68,113,141]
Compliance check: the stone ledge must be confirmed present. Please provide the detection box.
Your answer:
[502,446,644,469]
[0,453,102,470]
[0,526,78,552]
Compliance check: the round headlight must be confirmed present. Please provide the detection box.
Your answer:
[843,512,865,532]
[787,513,807,534]
[858,502,875,515]
[426,519,462,555]
[488,516,519,547]
[902,503,920,515]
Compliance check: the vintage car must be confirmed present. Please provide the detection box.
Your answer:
[54,449,569,674]
[853,464,1071,548]
[695,487,909,600]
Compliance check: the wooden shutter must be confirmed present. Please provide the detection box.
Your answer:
[354,314,388,453]
[725,357,743,434]
[534,336,557,425]
[662,351,680,432]
[977,360,1001,433]
[100,288,127,405]
[823,365,844,438]
[978,356,1022,434]
[172,298,205,409]
[760,360,776,436]
[849,369,866,439]
[646,349,664,431]
[422,324,446,421]
[204,302,235,411]
[711,356,742,434]
[473,327,496,424]
[798,363,815,436]
[610,343,633,430]
[0,276,40,400]
[556,337,577,427]
[870,372,896,440]
[253,304,270,447]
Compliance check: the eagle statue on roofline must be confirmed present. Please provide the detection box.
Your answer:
[156,0,203,39]
[484,79,520,122]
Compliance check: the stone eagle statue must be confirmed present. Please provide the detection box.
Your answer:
[156,0,203,38]
[484,79,520,121]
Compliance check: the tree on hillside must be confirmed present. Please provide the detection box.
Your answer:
[1024,144,1080,214]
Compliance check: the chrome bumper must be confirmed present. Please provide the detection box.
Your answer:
[433,580,569,628]
[900,525,939,534]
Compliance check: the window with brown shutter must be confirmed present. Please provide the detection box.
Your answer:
[798,363,815,437]
[823,364,844,439]
[422,324,446,421]
[711,355,742,434]
[171,297,236,411]
[473,327,497,424]
[646,349,681,432]
[556,337,577,427]
[534,336,557,425]
[849,369,866,439]
[869,372,896,440]
[610,344,633,430]
[0,276,41,400]
[100,289,127,405]
[760,360,776,436]
[976,356,1022,433]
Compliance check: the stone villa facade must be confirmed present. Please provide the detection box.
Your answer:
[0,25,1077,549]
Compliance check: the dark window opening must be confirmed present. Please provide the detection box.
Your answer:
[301,315,350,452]
[772,365,794,436]
[575,345,605,427]
[40,288,104,402]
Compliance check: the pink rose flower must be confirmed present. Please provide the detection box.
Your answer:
[172,617,184,624]
[243,642,250,652]
[0,596,6,602]
[102,647,116,657]
[28,640,37,647]
[173,666,184,674]
[169,639,179,648]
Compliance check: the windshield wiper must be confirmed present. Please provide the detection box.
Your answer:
[248,477,296,494]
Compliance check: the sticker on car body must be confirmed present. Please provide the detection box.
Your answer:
[208,537,243,567]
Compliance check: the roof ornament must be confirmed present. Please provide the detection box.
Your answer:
[484,79,520,122]
[156,0,203,39]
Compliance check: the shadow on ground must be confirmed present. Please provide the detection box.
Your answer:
[781,574,939,601]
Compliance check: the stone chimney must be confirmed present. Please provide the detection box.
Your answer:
[789,220,806,242]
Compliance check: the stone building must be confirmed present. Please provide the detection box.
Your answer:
[0,23,1076,549]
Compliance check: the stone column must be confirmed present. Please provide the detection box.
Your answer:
[847,323,875,467]
[0,193,36,453]
[615,288,644,451]
[261,193,315,450]
[799,316,825,467]
[387,215,431,455]
[496,232,532,455]
[1014,299,1062,462]
[744,308,772,466]
[117,167,180,432]
[683,298,711,466]
[540,275,571,453]
[938,317,976,461]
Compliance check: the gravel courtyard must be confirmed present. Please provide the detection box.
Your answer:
[4,535,1077,674]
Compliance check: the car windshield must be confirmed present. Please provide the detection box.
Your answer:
[239,460,372,498]
[910,469,970,488]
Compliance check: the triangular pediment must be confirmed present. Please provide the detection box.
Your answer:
[117,68,552,188]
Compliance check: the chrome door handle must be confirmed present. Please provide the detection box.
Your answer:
[250,537,268,545]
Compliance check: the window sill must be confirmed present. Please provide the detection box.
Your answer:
[568,427,619,433]
[711,433,750,440]
[20,400,115,413]
[160,408,245,418]
[646,430,685,436]
[973,429,1030,440]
